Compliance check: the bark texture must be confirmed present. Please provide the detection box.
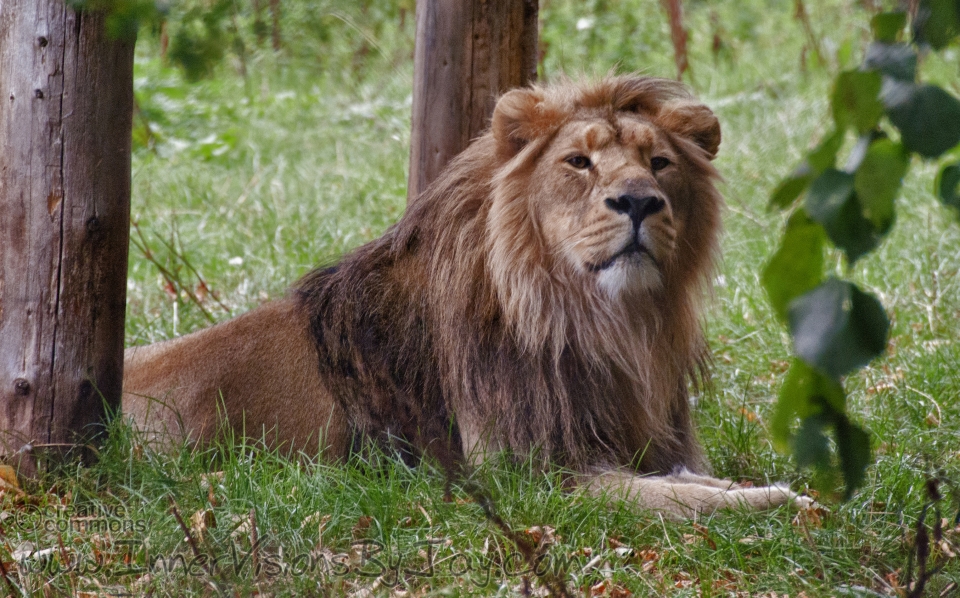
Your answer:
[0,1,134,473]
[407,0,538,202]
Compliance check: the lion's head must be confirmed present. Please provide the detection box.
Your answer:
[302,76,724,473]
[460,77,723,364]
[491,78,719,287]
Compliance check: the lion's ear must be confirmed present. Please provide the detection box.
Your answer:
[655,101,721,160]
[492,88,556,156]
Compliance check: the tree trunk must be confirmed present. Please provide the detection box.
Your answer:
[0,1,134,474]
[407,0,538,202]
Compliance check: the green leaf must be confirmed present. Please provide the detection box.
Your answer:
[788,278,890,379]
[853,139,909,233]
[770,165,814,210]
[762,211,825,322]
[913,0,960,49]
[863,42,917,82]
[835,416,871,498]
[791,407,871,497]
[808,130,845,173]
[771,359,845,449]
[836,38,856,69]
[884,83,960,158]
[769,131,844,211]
[805,169,879,262]
[936,161,960,211]
[871,11,907,42]
[795,415,831,469]
[832,70,884,133]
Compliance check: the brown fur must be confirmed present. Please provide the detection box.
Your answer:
[123,298,349,456]
[123,77,807,517]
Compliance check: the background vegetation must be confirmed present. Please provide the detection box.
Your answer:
[3,0,959,595]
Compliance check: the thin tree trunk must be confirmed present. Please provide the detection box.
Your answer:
[270,0,282,51]
[407,0,538,202]
[661,0,689,80]
[0,0,134,474]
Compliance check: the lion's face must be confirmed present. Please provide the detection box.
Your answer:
[533,115,684,295]
[488,77,722,301]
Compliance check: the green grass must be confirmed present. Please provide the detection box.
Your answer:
[4,0,960,595]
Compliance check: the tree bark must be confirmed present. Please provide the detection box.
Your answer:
[407,0,538,202]
[0,1,134,474]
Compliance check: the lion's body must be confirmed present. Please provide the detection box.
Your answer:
[123,77,805,518]
[123,298,348,457]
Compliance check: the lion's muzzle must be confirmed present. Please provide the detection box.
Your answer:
[588,192,668,273]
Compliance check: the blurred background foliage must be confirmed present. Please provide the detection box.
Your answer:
[118,0,864,160]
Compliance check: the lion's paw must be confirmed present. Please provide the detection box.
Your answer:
[763,485,825,515]
[793,493,817,510]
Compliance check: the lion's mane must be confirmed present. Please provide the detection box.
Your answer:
[295,76,723,475]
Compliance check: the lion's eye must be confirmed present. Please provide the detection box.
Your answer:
[651,156,671,172]
[566,155,592,170]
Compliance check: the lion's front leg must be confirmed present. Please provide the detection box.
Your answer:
[582,469,811,519]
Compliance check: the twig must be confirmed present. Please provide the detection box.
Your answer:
[907,503,932,598]
[793,0,825,68]
[905,477,957,598]
[249,508,260,577]
[151,231,232,316]
[56,532,71,577]
[421,436,570,596]
[460,478,572,598]
[130,220,219,323]
[417,503,432,526]
[168,496,214,578]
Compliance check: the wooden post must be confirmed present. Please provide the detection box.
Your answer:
[0,1,134,473]
[407,0,538,202]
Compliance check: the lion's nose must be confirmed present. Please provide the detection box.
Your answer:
[605,194,665,229]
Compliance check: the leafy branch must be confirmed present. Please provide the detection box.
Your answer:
[68,0,264,81]
[764,0,960,498]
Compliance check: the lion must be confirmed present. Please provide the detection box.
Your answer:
[123,76,807,518]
